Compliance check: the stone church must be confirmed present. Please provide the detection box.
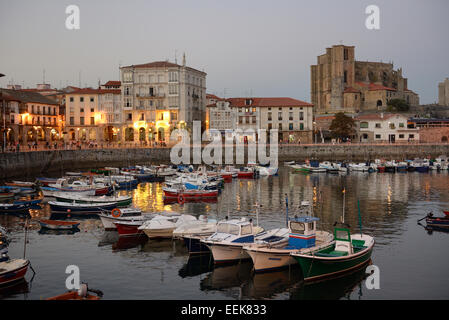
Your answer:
[311,45,419,114]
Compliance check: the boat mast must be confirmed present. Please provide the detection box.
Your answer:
[23,214,28,258]
[342,188,346,224]
[284,194,289,227]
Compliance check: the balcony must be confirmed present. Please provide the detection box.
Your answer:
[136,93,165,99]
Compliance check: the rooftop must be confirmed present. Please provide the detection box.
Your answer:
[0,88,59,105]
[227,97,313,108]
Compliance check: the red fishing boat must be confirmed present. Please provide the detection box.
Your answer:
[114,220,145,237]
[162,187,219,199]
[0,259,30,287]
[46,284,103,300]
[39,219,80,230]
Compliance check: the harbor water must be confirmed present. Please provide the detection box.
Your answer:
[1,167,449,300]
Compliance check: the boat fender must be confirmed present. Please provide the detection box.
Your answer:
[111,208,122,218]
[78,283,88,298]
[178,194,185,205]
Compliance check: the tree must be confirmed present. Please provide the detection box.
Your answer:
[329,112,356,139]
[387,99,410,112]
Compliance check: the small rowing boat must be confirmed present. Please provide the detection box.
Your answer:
[46,283,103,300]
[0,259,30,287]
[39,219,80,230]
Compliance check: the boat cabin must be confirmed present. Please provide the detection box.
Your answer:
[215,218,254,242]
[287,216,319,249]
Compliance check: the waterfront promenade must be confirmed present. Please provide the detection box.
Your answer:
[1,142,449,180]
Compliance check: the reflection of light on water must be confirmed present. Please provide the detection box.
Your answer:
[387,185,392,215]
[313,186,317,205]
[424,181,431,201]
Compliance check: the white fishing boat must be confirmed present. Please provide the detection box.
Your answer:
[172,216,218,239]
[201,217,281,264]
[98,209,150,231]
[138,214,198,239]
[54,192,132,207]
[256,166,279,176]
[244,217,334,272]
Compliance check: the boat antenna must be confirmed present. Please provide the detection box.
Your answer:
[254,202,260,227]
[285,193,289,227]
[357,199,363,235]
[23,214,29,259]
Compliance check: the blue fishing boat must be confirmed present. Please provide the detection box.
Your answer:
[0,203,31,214]
[48,201,117,214]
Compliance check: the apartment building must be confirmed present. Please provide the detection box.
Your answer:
[120,56,206,143]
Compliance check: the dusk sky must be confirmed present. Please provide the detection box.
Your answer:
[1,0,448,104]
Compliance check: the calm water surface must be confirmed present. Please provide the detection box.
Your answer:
[1,167,449,300]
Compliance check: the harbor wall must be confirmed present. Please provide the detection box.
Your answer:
[1,144,449,179]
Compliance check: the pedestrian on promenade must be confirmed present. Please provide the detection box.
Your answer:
[16,142,20,152]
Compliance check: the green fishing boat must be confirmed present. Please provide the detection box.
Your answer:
[291,192,375,282]
[291,165,311,173]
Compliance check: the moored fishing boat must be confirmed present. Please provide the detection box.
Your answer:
[0,259,30,287]
[244,199,333,273]
[46,283,103,300]
[0,203,31,214]
[48,201,117,214]
[54,192,132,207]
[201,217,278,264]
[39,219,80,230]
[423,212,449,229]
[138,214,197,239]
[98,208,146,231]
[162,184,219,200]
[291,193,375,282]
[114,220,146,237]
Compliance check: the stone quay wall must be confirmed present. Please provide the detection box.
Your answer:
[1,144,449,179]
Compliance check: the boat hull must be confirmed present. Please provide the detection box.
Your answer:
[292,245,373,282]
[0,259,29,287]
[142,228,175,239]
[115,223,144,237]
[205,243,250,264]
[246,249,297,272]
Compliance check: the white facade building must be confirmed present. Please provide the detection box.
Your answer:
[120,57,206,143]
[356,113,419,143]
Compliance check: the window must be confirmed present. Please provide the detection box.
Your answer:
[399,134,404,139]
[290,222,305,234]
[90,97,94,102]
[267,112,272,121]
[90,108,94,112]
[43,106,46,114]
[409,134,414,139]
[375,123,381,128]
[127,113,132,121]
[279,123,283,131]
[344,71,347,83]
[90,117,95,125]
[289,123,293,130]
[80,117,85,125]
[389,123,395,129]
[241,225,252,235]
[140,113,144,121]
[289,112,293,120]
[69,97,74,102]
[299,112,304,120]
[170,112,177,121]
[344,48,348,60]
[360,122,369,128]
[375,134,381,139]
[80,97,84,102]
[399,123,405,128]
[300,123,304,130]
[278,112,282,121]
[70,117,74,125]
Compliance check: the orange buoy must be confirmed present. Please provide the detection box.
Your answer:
[178,194,185,205]
[111,208,121,218]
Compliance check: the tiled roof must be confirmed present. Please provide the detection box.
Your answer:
[227,97,313,108]
[206,94,221,100]
[0,88,59,105]
[355,82,397,91]
[68,88,121,95]
[103,81,121,86]
[343,87,360,93]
